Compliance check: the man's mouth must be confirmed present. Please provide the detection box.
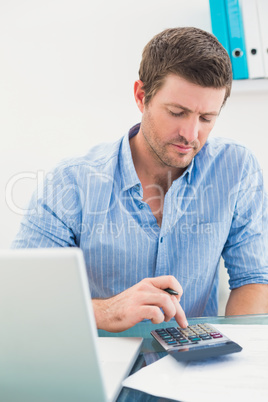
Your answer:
[172,144,194,153]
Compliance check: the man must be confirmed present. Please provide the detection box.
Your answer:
[12,27,268,332]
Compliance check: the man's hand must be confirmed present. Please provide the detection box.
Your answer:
[92,275,188,332]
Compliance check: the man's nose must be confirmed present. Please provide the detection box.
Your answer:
[179,117,199,144]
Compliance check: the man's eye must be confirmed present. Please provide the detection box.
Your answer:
[169,110,184,117]
[200,116,211,123]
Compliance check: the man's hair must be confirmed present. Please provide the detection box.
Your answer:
[139,27,232,105]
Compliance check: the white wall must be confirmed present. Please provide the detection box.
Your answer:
[1,0,267,263]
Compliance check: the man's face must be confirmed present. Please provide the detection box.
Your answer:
[139,74,226,171]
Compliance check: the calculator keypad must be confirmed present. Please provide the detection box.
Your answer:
[151,323,226,351]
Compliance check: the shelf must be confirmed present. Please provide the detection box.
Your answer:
[232,78,268,94]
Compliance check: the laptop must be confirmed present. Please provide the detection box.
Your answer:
[0,248,142,402]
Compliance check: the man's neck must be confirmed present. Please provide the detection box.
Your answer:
[129,129,184,192]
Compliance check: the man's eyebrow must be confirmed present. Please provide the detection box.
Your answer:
[165,103,220,116]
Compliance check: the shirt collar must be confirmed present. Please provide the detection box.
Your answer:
[183,157,194,184]
[119,124,141,191]
[119,123,195,190]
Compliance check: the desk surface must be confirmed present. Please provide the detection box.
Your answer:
[98,314,268,402]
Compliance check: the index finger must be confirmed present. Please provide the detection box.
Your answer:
[172,296,188,328]
[150,275,183,298]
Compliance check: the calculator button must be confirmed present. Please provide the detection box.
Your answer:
[199,324,213,331]
[211,333,223,338]
[167,328,180,335]
[189,325,200,331]
[188,337,201,342]
[194,330,207,335]
[199,335,212,340]
[179,339,189,344]
[180,330,195,336]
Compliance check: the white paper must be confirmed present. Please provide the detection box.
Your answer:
[123,324,268,402]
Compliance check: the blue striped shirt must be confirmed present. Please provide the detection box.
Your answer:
[12,124,268,317]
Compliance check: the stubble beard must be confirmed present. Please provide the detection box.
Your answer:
[141,124,198,171]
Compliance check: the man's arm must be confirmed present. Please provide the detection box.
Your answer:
[222,150,268,316]
[92,276,188,332]
[225,284,268,315]
[11,165,81,249]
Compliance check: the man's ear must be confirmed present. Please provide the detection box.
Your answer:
[134,80,146,113]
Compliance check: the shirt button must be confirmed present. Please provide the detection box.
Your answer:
[138,203,144,209]
[134,184,140,191]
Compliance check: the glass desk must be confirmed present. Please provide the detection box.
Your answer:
[98,314,268,402]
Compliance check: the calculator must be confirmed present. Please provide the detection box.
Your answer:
[151,323,242,361]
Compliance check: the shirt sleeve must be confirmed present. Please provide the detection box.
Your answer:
[222,150,268,289]
[11,164,82,249]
